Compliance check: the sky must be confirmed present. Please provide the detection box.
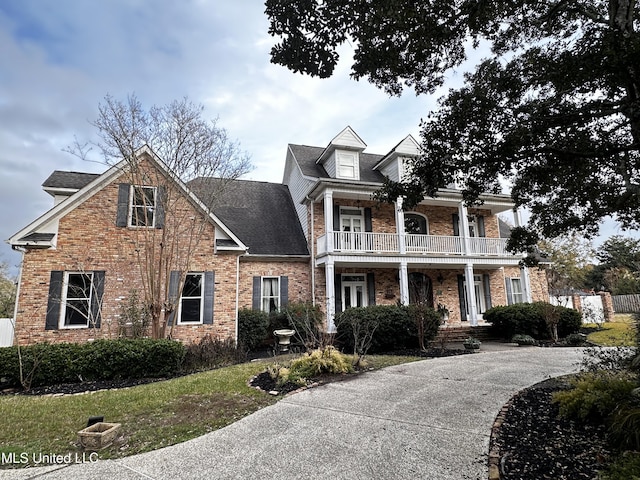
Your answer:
[0,1,635,276]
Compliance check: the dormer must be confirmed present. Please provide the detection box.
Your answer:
[42,171,100,206]
[316,126,366,181]
[373,134,420,183]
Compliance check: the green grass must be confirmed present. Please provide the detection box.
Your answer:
[585,314,637,347]
[0,354,420,468]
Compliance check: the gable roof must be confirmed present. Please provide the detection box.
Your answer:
[42,171,100,191]
[8,146,246,251]
[289,144,385,184]
[188,178,309,256]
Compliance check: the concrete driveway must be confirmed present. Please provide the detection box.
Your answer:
[0,346,584,480]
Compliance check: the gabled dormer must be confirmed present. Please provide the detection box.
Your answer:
[373,134,420,183]
[316,126,366,181]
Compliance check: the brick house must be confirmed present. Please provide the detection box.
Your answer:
[8,128,548,346]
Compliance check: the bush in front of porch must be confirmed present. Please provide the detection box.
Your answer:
[335,304,441,355]
[484,302,581,341]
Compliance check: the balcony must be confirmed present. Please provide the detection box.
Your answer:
[317,232,511,257]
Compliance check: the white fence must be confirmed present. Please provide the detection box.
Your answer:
[0,318,14,347]
[550,295,605,324]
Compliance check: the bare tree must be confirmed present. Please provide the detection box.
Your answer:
[68,94,252,338]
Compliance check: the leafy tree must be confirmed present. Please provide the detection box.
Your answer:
[68,95,252,338]
[266,1,640,256]
[539,233,595,295]
[586,235,640,293]
[0,260,16,318]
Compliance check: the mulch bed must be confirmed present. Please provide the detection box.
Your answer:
[491,376,611,479]
[1,377,172,396]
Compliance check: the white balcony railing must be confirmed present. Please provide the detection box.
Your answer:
[317,232,510,256]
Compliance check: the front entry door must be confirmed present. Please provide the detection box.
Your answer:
[342,275,367,310]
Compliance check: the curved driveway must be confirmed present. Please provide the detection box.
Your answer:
[2,346,584,480]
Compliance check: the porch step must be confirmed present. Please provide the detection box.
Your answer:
[431,325,495,344]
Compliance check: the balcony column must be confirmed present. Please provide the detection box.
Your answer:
[325,259,336,332]
[399,261,409,305]
[458,203,471,254]
[514,207,534,302]
[464,263,479,326]
[395,197,406,254]
[324,190,334,252]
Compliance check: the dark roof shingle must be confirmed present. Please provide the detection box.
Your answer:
[189,178,309,256]
[42,171,100,190]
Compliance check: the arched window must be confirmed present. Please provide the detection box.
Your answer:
[408,272,433,307]
[405,213,428,234]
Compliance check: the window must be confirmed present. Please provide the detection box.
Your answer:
[261,277,280,312]
[129,185,157,227]
[336,151,359,179]
[61,272,94,328]
[509,278,524,304]
[178,273,204,324]
[405,213,428,234]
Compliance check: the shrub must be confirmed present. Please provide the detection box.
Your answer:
[484,302,581,340]
[337,305,414,354]
[288,346,354,382]
[600,452,640,480]
[552,372,637,422]
[237,308,270,351]
[512,334,536,346]
[406,303,442,350]
[0,339,186,389]
[609,398,640,451]
[182,335,245,372]
[564,333,587,346]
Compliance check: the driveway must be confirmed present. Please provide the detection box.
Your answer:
[1,346,584,480]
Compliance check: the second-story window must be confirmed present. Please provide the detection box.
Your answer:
[130,185,157,227]
[336,151,359,180]
[405,213,428,235]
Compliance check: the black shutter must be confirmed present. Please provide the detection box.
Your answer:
[45,271,64,330]
[477,216,486,237]
[364,208,372,232]
[203,271,214,324]
[457,274,467,321]
[333,205,341,232]
[252,276,261,310]
[334,274,342,313]
[505,278,513,305]
[280,276,289,308]
[367,273,376,306]
[155,186,166,229]
[452,213,460,236]
[116,183,130,227]
[482,274,492,310]
[167,271,181,326]
[91,271,105,328]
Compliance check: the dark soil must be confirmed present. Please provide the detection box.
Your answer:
[1,377,174,396]
[491,376,611,480]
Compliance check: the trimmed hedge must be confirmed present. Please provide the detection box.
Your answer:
[484,302,582,340]
[336,304,440,353]
[0,338,186,390]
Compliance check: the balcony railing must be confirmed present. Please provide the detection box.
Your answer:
[317,232,511,256]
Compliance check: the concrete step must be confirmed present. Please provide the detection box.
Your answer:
[431,325,495,344]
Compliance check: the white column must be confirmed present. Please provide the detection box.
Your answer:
[395,196,406,254]
[324,190,334,252]
[399,261,409,305]
[464,263,479,326]
[521,266,533,303]
[458,203,471,254]
[325,260,336,332]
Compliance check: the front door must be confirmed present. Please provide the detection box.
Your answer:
[342,275,367,310]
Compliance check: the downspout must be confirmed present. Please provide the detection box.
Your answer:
[10,247,25,348]
[235,253,240,346]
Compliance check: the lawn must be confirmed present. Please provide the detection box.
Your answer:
[585,314,637,347]
[0,354,420,468]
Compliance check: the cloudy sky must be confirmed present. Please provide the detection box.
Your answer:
[0,1,634,275]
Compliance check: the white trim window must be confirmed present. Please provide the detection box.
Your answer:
[60,272,93,328]
[178,273,204,324]
[509,278,524,304]
[261,277,280,313]
[336,151,359,180]
[129,185,157,227]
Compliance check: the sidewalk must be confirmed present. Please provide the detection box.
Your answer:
[0,346,584,480]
